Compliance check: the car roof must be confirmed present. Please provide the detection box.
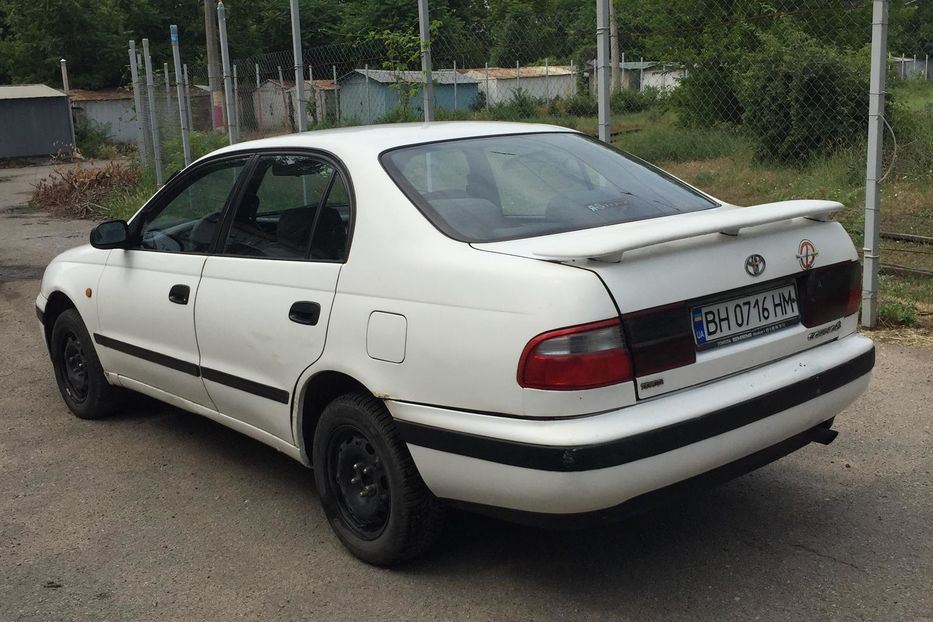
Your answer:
[205,121,577,162]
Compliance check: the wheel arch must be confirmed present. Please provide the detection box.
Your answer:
[295,370,373,465]
[42,290,78,350]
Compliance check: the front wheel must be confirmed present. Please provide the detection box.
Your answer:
[50,308,124,419]
[312,393,445,565]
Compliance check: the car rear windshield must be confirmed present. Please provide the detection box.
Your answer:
[381,132,718,243]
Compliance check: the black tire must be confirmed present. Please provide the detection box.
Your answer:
[313,393,445,566]
[50,308,125,419]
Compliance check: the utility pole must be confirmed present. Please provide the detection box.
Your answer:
[217,1,237,143]
[417,0,434,122]
[204,0,224,130]
[609,1,620,91]
[862,0,889,328]
[170,25,192,166]
[290,0,307,132]
[596,0,611,142]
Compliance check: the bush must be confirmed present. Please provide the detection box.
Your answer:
[877,300,918,327]
[672,66,744,128]
[737,26,870,163]
[611,87,668,114]
[74,116,118,159]
[562,92,597,117]
[489,88,539,120]
[162,131,229,175]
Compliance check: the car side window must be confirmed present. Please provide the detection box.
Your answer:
[137,159,248,253]
[220,154,350,261]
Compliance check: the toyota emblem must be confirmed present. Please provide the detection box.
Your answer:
[745,254,766,277]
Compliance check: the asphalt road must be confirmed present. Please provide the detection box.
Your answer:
[1,163,931,621]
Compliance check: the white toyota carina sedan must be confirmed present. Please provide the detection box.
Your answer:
[37,122,873,565]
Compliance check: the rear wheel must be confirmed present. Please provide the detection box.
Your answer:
[50,309,124,419]
[313,393,445,565]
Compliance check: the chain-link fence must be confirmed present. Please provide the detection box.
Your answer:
[117,1,930,323]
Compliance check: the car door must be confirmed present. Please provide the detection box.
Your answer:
[193,153,351,441]
[95,155,251,408]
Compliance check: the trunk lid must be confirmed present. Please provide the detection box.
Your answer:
[475,201,860,399]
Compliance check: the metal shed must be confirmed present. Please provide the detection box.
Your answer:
[338,70,479,123]
[0,85,74,159]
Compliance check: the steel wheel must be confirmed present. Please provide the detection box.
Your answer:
[328,426,391,540]
[60,331,90,402]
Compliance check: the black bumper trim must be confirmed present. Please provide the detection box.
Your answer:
[397,346,874,472]
[35,305,44,324]
[446,420,836,529]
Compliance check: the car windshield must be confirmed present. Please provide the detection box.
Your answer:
[381,132,718,243]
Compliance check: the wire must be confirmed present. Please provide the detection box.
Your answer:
[878,113,897,184]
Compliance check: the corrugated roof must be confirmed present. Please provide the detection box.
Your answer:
[0,84,67,100]
[69,88,133,102]
[462,66,576,80]
[344,69,479,85]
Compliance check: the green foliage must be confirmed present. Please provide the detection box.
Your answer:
[615,121,753,164]
[161,131,228,177]
[367,24,437,118]
[877,300,918,327]
[74,116,114,159]
[562,93,598,117]
[737,25,870,163]
[611,87,667,114]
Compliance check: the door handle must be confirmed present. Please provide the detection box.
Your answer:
[289,301,321,325]
[169,284,190,305]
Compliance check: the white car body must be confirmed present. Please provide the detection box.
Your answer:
[37,122,873,529]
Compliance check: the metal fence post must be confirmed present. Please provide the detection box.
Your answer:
[639,56,644,91]
[216,1,237,143]
[516,60,520,93]
[277,65,292,131]
[485,62,490,110]
[453,60,458,110]
[60,59,75,153]
[290,0,307,132]
[596,0,611,142]
[164,62,171,112]
[861,0,889,328]
[333,65,340,124]
[170,25,192,166]
[128,41,149,167]
[183,63,193,131]
[233,64,241,137]
[545,58,549,101]
[142,38,165,186]
[417,0,434,122]
[255,63,263,131]
[365,63,371,123]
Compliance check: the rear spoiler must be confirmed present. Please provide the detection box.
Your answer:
[474,200,844,263]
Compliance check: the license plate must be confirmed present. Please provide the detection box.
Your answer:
[691,284,799,350]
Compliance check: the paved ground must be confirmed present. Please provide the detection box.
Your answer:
[1,163,931,621]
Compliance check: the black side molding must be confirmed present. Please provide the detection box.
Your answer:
[447,420,838,530]
[201,367,290,404]
[397,346,874,472]
[36,305,44,324]
[92,333,290,404]
[94,333,200,377]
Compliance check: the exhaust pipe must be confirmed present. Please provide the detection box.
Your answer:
[810,425,839,445]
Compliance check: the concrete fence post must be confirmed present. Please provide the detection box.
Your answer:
[417,0,434,122]
[170,25,192,166]
[862,0,889,328]
[216,1,237,143]
[290,0,307,132]
[596,0,611,142]
[142,38,165,186]
[128,41,150,167]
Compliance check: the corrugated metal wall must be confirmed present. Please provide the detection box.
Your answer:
[0,98,73,159]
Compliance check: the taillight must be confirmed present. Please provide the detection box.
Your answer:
[518,319,633,390]
[798,260,862,327]
[622,304,696,376]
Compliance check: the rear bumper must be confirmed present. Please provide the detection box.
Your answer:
[388,334,874,518]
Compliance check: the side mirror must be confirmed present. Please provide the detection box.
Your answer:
[89,219,130,249]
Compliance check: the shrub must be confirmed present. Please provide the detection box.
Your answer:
[162,131,229,175]
[877,300,917,327]
[74,116,117,159]
[671,66,744,128]
[562,92,597,117]
[737,25,870,163]
[611,87,668,114]
[29,162,142,219]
